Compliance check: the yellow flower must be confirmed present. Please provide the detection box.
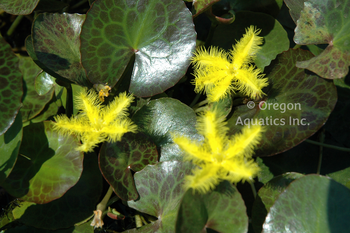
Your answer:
[172,108,263,194]
[191,26,269,102]
[53,89,137,152]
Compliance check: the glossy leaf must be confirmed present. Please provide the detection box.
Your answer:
[176,182,248,233]
[262,175,350,233]
[294,0,350,79]
[211,11,289,70]
[35,71,56,96]
[252,173,304,233]
[80,0,196,97]
[227,49,337,157]
[132,98,201,162]
[127,161,193,232]
[2,122,83,204]
[0,0,40,15]
[0,36,23,136]
[19,56,55,122]
[99,132,158,201]
[0,113,22,184]
[32,13,89,86]
[10,154,102,230]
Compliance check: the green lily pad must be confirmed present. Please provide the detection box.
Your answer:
[262,175,350,233]
[80,0,196,97]
[2,121,83,204]
[0,113,22,184]
[294,0,350,79]
[0,0,40,15]
[176,181,248,233]
[127,161,193,232]
[19,56,55,122]
[211,11,289,70]
[252,172,304,233]
[35,71,56,96]
[284,0,306,23]
[32,13,88,86]
[227,49,337,157]
[99,132,158,201]
[9,154,102,230]
[327,167,350,189]
[0,36,23,136]
[132,98,201,162]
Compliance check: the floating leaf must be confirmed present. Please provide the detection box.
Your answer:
[132,98,201,162]
[284,0,306,23]
[32,13,88,85]
[262,175,350,232]
[176,182,248,233]
[80,0,196,97]
[0,36,23,136]
[2,122,83,204]
[294,0,350,79]
[99,132,158,201]
[252,173,304,233]
[211,11,289,70]
[127,161,192,232]
[0,113,22,184]
[0,0,40,15]
[35,71,56,96]
[192,0,220,17]
[327,167,350,189]
[227,49,337,157]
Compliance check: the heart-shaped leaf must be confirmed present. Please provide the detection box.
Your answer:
[294,0,350,79]
[262,175,350,233]
[227,49,337,157]
[0,0,40,15]
[2,121,83,204]
[132,98,201,162]
[80,0,196,97]
[211,11,290,70]
[176,181,248,233]
[252,172,304,233]
[32,13,89,86]
[18,56,55,122]
[0,113,22,184]
[99,132,158,201]
[0,36,23,136]
[127,161,193,232]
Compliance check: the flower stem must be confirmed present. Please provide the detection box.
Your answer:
[305,139,350,152]
[97,185,114,212]
[7,15,24,37]
[249,180,257,199]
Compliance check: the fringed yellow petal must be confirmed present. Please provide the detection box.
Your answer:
[184,165,221,194]
[78,132,105,152]
[103,92,134,125]
[234,66,268,99]
[206,75,235,102]
[231,26,263,69]
[224,159,260,183]
[75,89,101,125]
[103,119,137,142]
[225,124,264,159]
[53,115,88,137]
[191,46,230,70]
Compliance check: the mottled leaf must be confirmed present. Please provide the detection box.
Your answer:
[0,36,23,136]
[19,56,55,122]
[262,175,350,233]
[211,11,289,70]
[252,173,304,233]
[80,0,196,97]
[0,0,40,15]
[0,113,22,184]
[294,0,350,79]
[2,122,83,204]
[32,13,89,86]
[227,49,337,156]
[132,98,201,162]
[99,132,158,201]
[127,161,192,232]
[176,181,248,233]
[284,0,306,23]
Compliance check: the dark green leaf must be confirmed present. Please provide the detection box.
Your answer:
[294,0,350,79]
[0,0,40,15]
[2,122,83,204]
[262,175,350,233]
[99,132,158,201]
[227,49,337,157]
[284,0,306,23]
[0,36,23,136]
[35,71,56,96]
[80,0,196,97]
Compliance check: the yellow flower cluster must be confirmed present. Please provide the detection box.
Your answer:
[191,26,269,102]
[53,89,137,152]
